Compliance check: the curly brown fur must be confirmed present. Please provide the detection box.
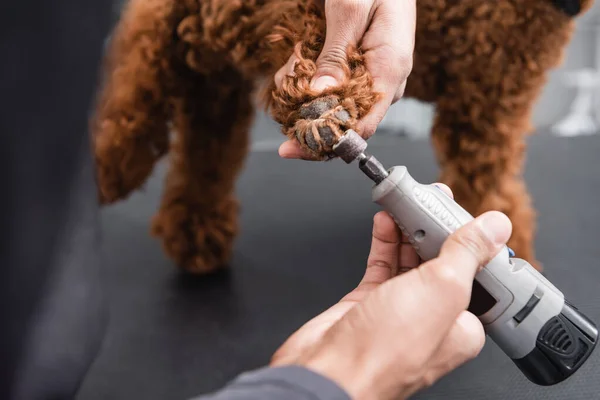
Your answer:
[92,0,188,203]
[403,0,586,268]
[151,68,254,273]
[92,0,594,273]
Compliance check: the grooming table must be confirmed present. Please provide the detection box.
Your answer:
[78,133,600,400]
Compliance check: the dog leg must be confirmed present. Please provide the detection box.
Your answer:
[92,0,189,204]
[151,69,254,274]
[431,87,541,270]
[422,0,592,271]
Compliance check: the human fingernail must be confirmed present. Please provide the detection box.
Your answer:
[279,150,297,159]
[280,141,311,160]
[311,75,339,92]
[432,183,452,198]
[476,212,512,245]
[278,142,294,158]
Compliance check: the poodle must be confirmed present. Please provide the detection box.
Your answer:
[92,0,594,273]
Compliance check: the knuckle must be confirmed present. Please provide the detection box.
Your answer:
[366,258,393,273]
[400,351,428,376]
[418,370,438,390]
[369,46,413,90]
[432,262,467,293]
[397,52,414,79]
[353,282,380,296]
[320,44,348,67]
[420,261,471,305]
[388,45,412,69]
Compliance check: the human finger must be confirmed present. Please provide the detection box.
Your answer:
[398,238,420,274]
[278,139,321,160]
[413,311,485,392]
[412,211,512,327]
[433,211,513,284]
[273,212,401,364]
[311,0,375,92]
[356,0,416,137]
[346,211,400,299]
[274,53,300,90]
[373,211,510,362]
[432,183,452,198]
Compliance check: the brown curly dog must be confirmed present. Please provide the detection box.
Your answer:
[92,0,594,274]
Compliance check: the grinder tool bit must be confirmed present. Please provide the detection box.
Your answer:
[333,129,598,386]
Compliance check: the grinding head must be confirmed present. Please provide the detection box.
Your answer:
[333,129,367,164]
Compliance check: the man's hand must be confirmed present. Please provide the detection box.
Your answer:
[271,185,512,399]
[274,0,416,160]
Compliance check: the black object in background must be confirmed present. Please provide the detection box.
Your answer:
[0,1,111,399]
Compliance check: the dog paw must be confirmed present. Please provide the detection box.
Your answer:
[151,197,239,274]
[95,131,168,204]
[291,95,358,159]
[95,148,156,204]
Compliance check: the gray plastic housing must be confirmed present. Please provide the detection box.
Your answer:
[372,166,565,359]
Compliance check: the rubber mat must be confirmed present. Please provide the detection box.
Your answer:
[77,134,600,400]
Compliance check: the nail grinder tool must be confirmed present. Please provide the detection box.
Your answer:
[332,129,598,386]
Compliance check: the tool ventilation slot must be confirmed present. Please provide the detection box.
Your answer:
[539,317,575,355]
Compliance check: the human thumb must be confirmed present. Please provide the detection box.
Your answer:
[310,0,372,93]
[311,74,341,93]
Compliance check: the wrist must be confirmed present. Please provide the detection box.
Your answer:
[296,347,389,400]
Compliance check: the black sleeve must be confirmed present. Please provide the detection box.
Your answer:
[0,1,112,399]
[190,366,351,400]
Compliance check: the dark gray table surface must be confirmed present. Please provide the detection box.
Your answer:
[78,133,600,400]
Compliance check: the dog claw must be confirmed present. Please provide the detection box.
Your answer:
[293,95,357,158]
[302,129,319,151]
[334,109,350,123]
[318,125,336,146]
[299,95,340,120]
